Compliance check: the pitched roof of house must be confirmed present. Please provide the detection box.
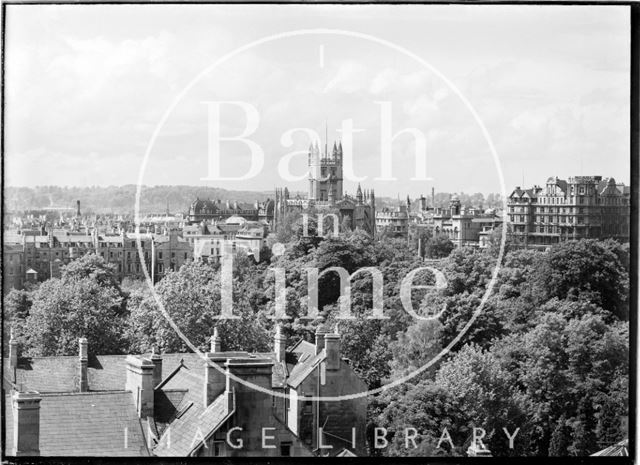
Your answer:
[591,439,628,457]
[4,391,149,456]
[5,350,287,394]
[153,367,234,456]
[4,353,203,393]
[287,351,326,388]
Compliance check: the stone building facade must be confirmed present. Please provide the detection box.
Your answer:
[508,176,630,248]
[3,228,193,287]
[274,141,376,236]
[187,199,274,226]
[431,196,499,247]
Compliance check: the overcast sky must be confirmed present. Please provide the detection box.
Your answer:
[4,4,630,198]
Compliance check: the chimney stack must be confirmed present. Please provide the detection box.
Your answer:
[210,327,222,353]
[12,391,41,456]
[9,328,18,374]
[225,357,274,393]
[274,325,286,363]
[324,332,341,371]
[78,337,88,392]
[150,347,162,388]
[315,326,328,355]
[125,356,154,418]
[204,355,228,407]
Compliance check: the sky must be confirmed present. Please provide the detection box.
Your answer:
[4,4,631,198]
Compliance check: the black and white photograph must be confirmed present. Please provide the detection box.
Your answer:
[1,2,635,460]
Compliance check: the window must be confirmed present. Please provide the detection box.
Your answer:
[158,252,163,260]
[280,442,292,456]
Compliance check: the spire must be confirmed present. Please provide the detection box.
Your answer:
[356,183,363,204]
[332,141,338,158]
[324,120,328,159]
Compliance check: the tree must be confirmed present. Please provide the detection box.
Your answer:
[492,313,628,456]
[438,293,505,350]
[486,224,514,257]
[60,253,121,290]
[376,380,470,457]
[533,239,629,320]
[24,277,126,356]
[390,319,443,380]
[3,289,32,354]
[425,234,454,259]
[126,260,271,354]
[548,415,570,456]
[434,344,529,456]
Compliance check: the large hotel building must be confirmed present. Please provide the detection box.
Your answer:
[508,176,630,248]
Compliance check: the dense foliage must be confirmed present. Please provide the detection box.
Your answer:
[5,226,628,456]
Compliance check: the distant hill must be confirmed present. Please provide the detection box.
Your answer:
[4,185,284,215]
[5,186,503,215]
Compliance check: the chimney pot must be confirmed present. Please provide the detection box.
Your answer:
[79,337,88,360]
[211,327,222,353]
[274,324,286,363]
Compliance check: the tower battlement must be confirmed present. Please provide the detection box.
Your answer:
[309,140,343,202]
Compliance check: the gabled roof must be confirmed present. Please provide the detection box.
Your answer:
[4,391,149,456]
[153,367,234,456]
[289,339,316,360]
[287,351,326,388]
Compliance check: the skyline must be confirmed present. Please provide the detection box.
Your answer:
[4,4,631,198]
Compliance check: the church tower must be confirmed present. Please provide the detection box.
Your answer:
[308,137,343,202]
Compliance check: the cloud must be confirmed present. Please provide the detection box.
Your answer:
[3,4,630,196]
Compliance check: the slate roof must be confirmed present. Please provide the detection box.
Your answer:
[591,439,629,457]
[3,342,334,457]
[4,391,149,456]
[290,340,316,360]
[287,351,326,388]
[4,351,287,394]
[4,353,204,393]
[153,367,234,456]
